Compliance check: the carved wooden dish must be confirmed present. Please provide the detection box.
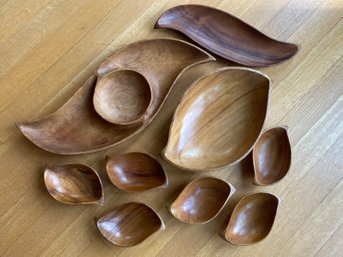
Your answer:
[224,192,280,245]
[170,177,235,224]
[44,163,104,205]
[164,67,270,171]
[93,70,152,125]
[97,202,165,247]
[253,126,291,185]
[106,152,167,192]
[16,38,215,154]
[155,5,299,66]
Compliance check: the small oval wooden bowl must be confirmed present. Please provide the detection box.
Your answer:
[224,192,280,245]
[44,163,104,205]
[106,152,167,192]
[253,126,291,186]
[164,67,270,171]
[93,70,152,125]
[170,177,235,224]
[97,202,165,247]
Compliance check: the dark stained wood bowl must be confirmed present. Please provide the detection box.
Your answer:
[155,5,299,66]
[44,163,104,205]
[106,152,167,192]
[253,126,292,185]
[170,177,235,224]
[97,202,165,247]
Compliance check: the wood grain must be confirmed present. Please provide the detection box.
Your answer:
[0,0,342,256]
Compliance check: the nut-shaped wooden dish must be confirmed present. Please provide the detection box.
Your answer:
[224,192,280,245]
[44,163,104,205]
[16,38,215,154]
[155,5,299,66]
[93,70,152,125]
[253,126,291,185]
[97,202,164,247]
[106,152,167,192]
[164,67,270,171]
[170,177,235,224]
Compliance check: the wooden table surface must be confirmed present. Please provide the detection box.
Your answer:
[1,0,342,256]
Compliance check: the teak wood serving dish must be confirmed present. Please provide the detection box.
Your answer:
[253,126,292,185]
[97,202,165,247]
[164,67,270,171]
[44,163,104,205]
[224,192,280,245]
[106,152,167,192]
[170,177,235,224]
[155,5,299,66]
[16,38,215,154]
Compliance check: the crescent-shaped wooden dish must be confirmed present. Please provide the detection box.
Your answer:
[155,5,299,66]
[164,67,270,171]
[44,163,104,205]
[106,152,167,192]
[97,202,165,247]
[253,126,291,185]
[224,192,280,245]
[16,38,215,154]
[170,177,235,224]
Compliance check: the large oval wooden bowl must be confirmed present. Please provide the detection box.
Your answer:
[170,177,235,224]
[106,152,167,192]
[224,192,280,245]
[164,67,270,171]
[155,5,299,66]
[97,202,164,247]
[253,126,292,185]
[44,163,104,205]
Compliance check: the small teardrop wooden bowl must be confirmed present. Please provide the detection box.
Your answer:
[170,177,235,224]
[93,70,152,125]
[97,202,165,247]
[224,192,280,245]
[44,163,104,205]
[106,152,167,192]
[253,126,292,185]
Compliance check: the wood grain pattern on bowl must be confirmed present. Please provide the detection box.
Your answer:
[44,163,104,205]
[16,38,215,154]
[170,177,235,224]
[224,192,280,245]
[164,67,270,171]
[97,202,164,247]
[155,5,299,66]
[253,126,292,185]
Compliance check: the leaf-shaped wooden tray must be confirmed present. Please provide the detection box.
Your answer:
[17,39,215,154]
[155,5,299,66]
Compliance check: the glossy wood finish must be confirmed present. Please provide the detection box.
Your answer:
[97,202,164,247]
[44,163,104,205]
[170,177,235,224]
[224,193,280,245]
[93,70,152,125]
[155,5,299,66]
[164,67,270,171]
[253,126,292,185]
[106,152,167,192]
[16,38,214,154]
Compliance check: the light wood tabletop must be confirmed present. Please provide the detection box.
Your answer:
[1,0,342,256]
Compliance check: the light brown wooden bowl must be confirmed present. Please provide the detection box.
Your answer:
[155,5,299,66]
[224,192,280,245]
[97,202,165,247]
[93,70,152,125]
[106,152,167,192]
[44,163,104,205]
[170,177,235,224]
[16,38,215,154]
[253,126,291,186]
[164,67,270,171]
